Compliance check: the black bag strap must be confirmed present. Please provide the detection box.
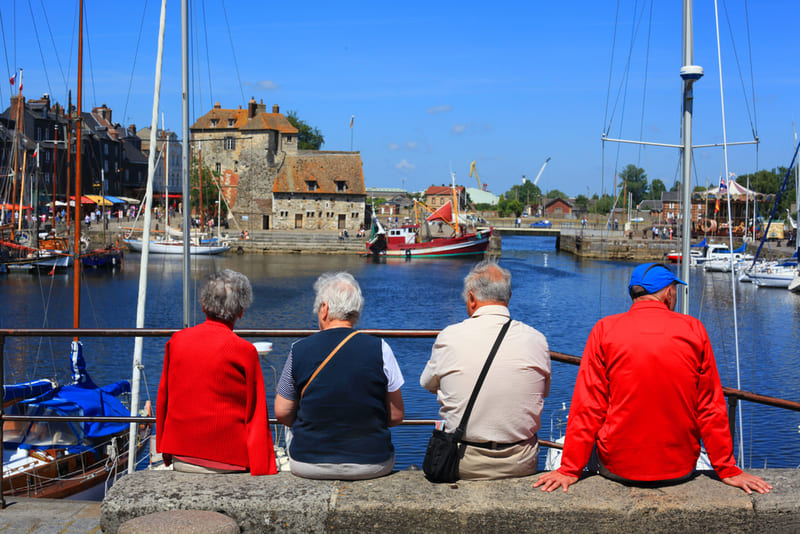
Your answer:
[452,318,512,440]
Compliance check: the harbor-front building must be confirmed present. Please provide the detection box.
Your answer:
[191,99,366,232]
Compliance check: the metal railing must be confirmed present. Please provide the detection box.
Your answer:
[2,328,799,507]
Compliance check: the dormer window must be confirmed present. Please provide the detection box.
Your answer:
[335,180,347,193]
[306,180,318,192]
[228,119,235,127]
[210,119,219,127]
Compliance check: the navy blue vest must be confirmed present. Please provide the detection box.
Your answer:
[289,328,393,464]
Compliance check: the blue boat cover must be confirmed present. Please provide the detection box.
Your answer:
[691,238,707,248]
[3,379,55,403]
[3,342,132,453]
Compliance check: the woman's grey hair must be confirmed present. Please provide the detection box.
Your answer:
[199,269,253,322]
[313,271,363,324]
[462,260,511,304]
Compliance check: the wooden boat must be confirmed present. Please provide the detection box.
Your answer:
[2,344,150,499]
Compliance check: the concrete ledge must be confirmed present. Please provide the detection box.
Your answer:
[101,469,798,533]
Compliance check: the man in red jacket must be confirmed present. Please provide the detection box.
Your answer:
[534,263,771,494]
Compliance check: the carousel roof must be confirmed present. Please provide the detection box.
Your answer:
[693,180,774,201]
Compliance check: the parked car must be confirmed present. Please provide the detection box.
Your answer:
[530,219,552,228]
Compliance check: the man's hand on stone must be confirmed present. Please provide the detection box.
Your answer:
[721,472,772,494]
[532,470,579,492]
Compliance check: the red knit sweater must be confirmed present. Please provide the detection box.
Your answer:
[156,318,277,475]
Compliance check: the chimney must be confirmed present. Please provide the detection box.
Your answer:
[214,102,221,109]
[272,104,279,114]
[248,97,257,119]
[128,124,137,136]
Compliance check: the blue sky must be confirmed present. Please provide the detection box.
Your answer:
[2,1,798,198]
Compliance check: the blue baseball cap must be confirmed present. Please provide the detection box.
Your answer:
[628,263,687,298]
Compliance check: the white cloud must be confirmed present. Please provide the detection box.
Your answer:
[395,159,415,170]
[427,104,452,115]
[245,80,279,90]
[387,143,399,150]
[406,142,418,150]
[451,124,467,135]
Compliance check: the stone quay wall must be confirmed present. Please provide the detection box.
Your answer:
[101,469,800,534]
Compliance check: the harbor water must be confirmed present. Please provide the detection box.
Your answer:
[2,235,799,472]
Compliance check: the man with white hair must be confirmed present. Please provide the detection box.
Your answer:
[420,260,551,480]
[275,272,404,480]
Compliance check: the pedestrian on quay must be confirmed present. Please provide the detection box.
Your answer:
[534,263,772,494]
[274,272,404,480]
[420,260,551,480]
[156,270,278,475]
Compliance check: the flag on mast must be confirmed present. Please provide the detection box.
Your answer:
[9,72,16,87]
[19,69,23,91]
[349,115,354,129]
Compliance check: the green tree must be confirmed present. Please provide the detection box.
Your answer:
[736,168,795,212]
[286,111,325,150]
[669,181,681,192]
[591,194,614,215]
[574,194,589,210]
[504,182,542,206]
[546,189,568,199]
[650,179,666,199]
[618,164,648,204]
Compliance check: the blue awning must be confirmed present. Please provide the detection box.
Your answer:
[103,195,125,204]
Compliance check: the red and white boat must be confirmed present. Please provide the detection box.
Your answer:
[366,197,492,258]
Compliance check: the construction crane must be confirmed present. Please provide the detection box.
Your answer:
[533,157,551,186]
[469,160,483,190]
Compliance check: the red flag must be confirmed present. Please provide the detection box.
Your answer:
[426,201,453,222]
[9,72,16,87]
[18,69,22,91]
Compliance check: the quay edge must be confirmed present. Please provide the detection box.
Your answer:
[101,469,800,534]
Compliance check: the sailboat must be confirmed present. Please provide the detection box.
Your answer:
[2,0,149,498]
[122,118,230,255]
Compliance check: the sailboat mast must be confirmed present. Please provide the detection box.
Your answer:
[128,0,168,475]
[679,0,703,315]
[74,1,84,333]
[181,0,191,327]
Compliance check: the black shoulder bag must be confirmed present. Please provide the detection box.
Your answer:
[422,319,512,483]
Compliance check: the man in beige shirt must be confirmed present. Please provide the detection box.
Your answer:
[420,260,551,480]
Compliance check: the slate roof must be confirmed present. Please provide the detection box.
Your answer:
[273,152,365,195]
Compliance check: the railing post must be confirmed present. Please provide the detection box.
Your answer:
[1,333,5,509]
[727,394,738,443]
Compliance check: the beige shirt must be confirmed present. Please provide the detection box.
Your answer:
[420,305,551,443]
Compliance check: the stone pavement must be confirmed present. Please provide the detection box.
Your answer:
[0,498,100,534]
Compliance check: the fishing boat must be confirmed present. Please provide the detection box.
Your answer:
[366,179,492,258]
[2,344,149,499]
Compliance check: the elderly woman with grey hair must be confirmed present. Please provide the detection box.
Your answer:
[157,270,277,475]
[275,271,405,480]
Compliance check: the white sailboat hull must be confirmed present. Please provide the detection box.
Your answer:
[123,238,230,255]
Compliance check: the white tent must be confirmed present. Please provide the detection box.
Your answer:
[696,180,763,200]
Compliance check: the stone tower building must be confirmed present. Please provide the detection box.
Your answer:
[190,99,298,230]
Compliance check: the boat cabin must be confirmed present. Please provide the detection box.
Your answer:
[386,225,418,246]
